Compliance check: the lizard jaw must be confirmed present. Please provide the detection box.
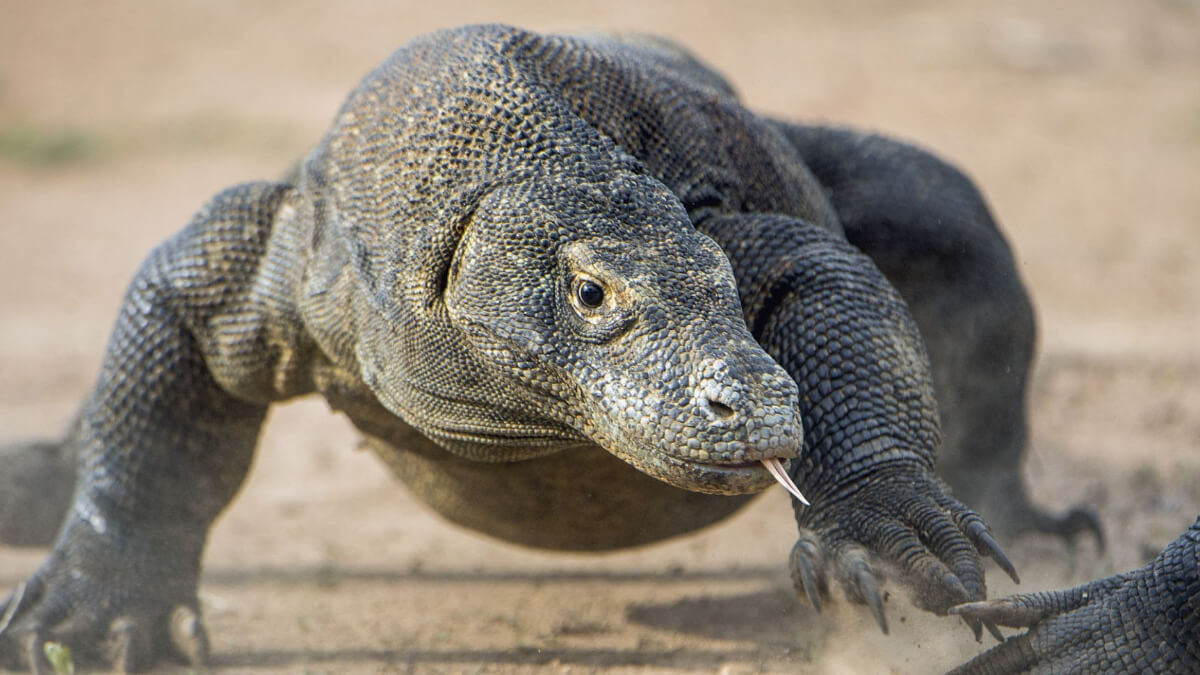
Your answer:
[626,448,801,497]
[686,457,808,505]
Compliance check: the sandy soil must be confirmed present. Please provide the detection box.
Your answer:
[1,1,1198,673]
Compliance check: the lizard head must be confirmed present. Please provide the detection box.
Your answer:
[441,173,803,495]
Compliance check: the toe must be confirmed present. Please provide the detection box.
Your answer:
[789,530,829,612]
[107,615,153,673]
[835,547,888,634]
[168,605,209,666]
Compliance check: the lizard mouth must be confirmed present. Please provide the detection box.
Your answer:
[692,456,809,504]
[701,460,760,470]
[634,451,808,503]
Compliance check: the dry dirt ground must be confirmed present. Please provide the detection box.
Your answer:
[1,2,1198,673]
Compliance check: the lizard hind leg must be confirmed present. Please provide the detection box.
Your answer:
[955,465,1104,551]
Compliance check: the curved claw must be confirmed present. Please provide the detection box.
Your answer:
[948,598,1044,628]
[22,632,47,675]
[789,536,827,612]
[842,550,888,634]
[964,517,1020,584]
[169,605,209,666]
[792,474,1021,635]
[960,615,983,641]
[1022,503,1105,553]
[0,581,28,637]
[855,567,888,634]
[107,616,152,673]
[1060,506,1106,553]
[955,615,1004,643]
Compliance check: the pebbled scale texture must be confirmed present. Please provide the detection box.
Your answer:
[0,25,1164,673]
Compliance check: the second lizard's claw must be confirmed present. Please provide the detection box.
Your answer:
[949,598,1046,628]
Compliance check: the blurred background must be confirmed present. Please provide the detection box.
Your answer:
[1,1,1198,673]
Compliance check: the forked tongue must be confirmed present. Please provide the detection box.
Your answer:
[761,457,809,505]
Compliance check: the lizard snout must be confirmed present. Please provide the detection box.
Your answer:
[686,356,803,462]
[694,358,744,424]
[702,395,738,422]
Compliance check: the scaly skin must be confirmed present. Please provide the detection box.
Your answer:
[698,212,1013,626]
[770,123,1103,549]
[0,25,1016,671]
[950,515,1200,673]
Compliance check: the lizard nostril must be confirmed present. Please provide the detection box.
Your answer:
[706,397,737,421]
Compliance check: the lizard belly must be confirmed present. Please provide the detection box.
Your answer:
[364,427,759,551]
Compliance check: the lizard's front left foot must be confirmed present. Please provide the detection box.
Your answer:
[948,518,1200,674]
[0,518,208,673]
[789,468,1018,637]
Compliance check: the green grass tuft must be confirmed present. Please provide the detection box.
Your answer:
[0,123,103,167]
[43,641,75,675]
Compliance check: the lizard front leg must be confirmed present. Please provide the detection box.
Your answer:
[771,121,1103,551]
[0,183,305,672]
[698,211,1016,633]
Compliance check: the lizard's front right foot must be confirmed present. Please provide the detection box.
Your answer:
[0,518,208,673]
[788,468,1018,638]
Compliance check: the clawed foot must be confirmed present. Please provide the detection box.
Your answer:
[0,579,207,673]
[0,520,209,673]
[1025,504,1105,553]
[789,472,1018,638]
[948,519,1200,674]
[947,576,1130,674]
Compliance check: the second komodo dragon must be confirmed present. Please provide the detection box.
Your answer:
[1,25,1101,672]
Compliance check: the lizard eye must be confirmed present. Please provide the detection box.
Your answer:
[570,275,608,314]
[577,279,605,308]
[567,272,632,338]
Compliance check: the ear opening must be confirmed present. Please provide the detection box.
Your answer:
[441,219,470,303]
[425,195,481,312]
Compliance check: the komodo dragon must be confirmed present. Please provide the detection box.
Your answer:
[0,24,1120,672]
